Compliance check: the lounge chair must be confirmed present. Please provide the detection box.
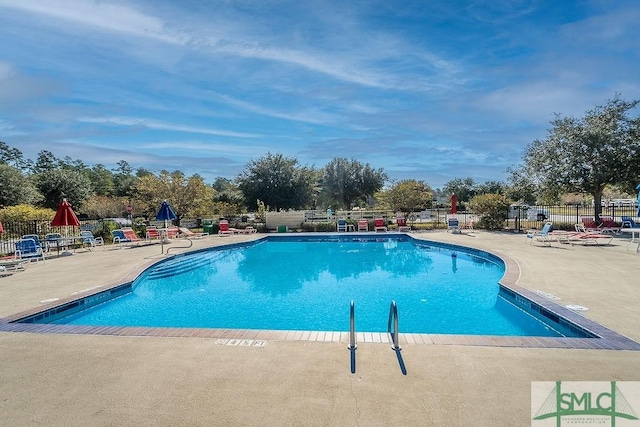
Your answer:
[0,258,28,272]
[357,219,368,232]
[178,227,208,238]
[621,216,640,229]
[620,216,640,241]
[525,222,554,246]
[145,226,162,240]
[374,218,387,232]
[238,226,257,234]
[166,227,180,239]
[80,230,104,249]
[563,224,614,246]
[460,217,476,232]
[14,238,45,262]
[580,216,599,232]
[22,234,45,251]
[111,229,132,247]
[396,217,411,232]
[122,227,144,244]
[218,220,235,236]
[598,216,620,234]
[447,216,460,233]
[337,219,348,232]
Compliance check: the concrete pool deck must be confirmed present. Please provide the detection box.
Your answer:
[1,231,639,425]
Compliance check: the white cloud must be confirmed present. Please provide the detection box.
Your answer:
[77,116,262,139]
[0,0,185,44]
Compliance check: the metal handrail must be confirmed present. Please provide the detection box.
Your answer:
[387,300,401,351]
[348,300,357,350]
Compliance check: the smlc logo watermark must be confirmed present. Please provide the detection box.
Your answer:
[532,381,640,426]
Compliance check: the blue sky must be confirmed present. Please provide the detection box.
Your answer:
[1,0,638,189]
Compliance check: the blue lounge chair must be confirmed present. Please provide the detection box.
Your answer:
[15,238,45,262]
[111,229,132,247]
[525,222,554,246]
[22,234,45,251]
[337,219,348,232]
[621,216,639,229]
[447,217,459,233]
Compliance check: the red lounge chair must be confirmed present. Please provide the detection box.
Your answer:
[219,220,235,236]
[357,219,368,232]
[146,227,161,240]
[374,217,387,232]
[598,216,620,234]
[121,227,144,244]
[580,216,598,232]
[396,217,411,232]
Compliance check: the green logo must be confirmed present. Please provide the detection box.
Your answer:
[532,381,639,426]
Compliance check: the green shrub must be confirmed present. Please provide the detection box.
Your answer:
[468,194,511,230]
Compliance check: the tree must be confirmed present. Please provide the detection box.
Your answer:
[0,163,41,206]
[237,153,316,210]
[320,158,387,209]
[35,169,93,209]
[133,170,215,222]
[442,178,476,204]
[112,160,137,197]
[468,193,511,230]
[475,180,506,195]
[518,96,640,220]
[378,180,432,216]
[86,164,116,196]
[81,195,130,219]
[0,141,30,170]
[32,150,61,174]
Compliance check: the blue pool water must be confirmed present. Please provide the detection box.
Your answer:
[46,236,571,337]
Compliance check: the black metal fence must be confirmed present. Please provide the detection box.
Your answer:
[1,205,637,255]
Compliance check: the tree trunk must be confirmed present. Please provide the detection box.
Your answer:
[592,188,604,223]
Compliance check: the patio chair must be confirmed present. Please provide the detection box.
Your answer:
[22,234,45,251]
[525,222,554,246]
[374,217,387,232]
[80,230,104,250]
[396,217,411,232]
[218,220,235,236]
[112,229,133,247]
[337,219,348,232]
[166,227,180,239]
[178,227,208,238]
[357,219,368,232]
[621,216,639,229]
[0,258,29,272]
[121,227,144,245]
[598,216,620,234]
[563,224,614,246]
[447,216,460,233]
[580,216,599,232]
[14,238,45,262]
[238,226,257,234]
[145,226,162,240]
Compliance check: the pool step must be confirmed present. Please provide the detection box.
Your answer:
[147,252,223,279]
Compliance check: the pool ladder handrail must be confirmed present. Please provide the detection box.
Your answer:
[347,300,357,350]
[387,300,401,351]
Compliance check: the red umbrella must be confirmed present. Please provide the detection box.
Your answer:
[450,194,457,214]
[51,199,80,228]
[0,219,4,234]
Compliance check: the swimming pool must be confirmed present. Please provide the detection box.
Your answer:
[26,235,585,337]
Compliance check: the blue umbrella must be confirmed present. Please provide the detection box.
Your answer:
[156,200,177,223]
[636,184,640,216]
[155,200,177,253]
